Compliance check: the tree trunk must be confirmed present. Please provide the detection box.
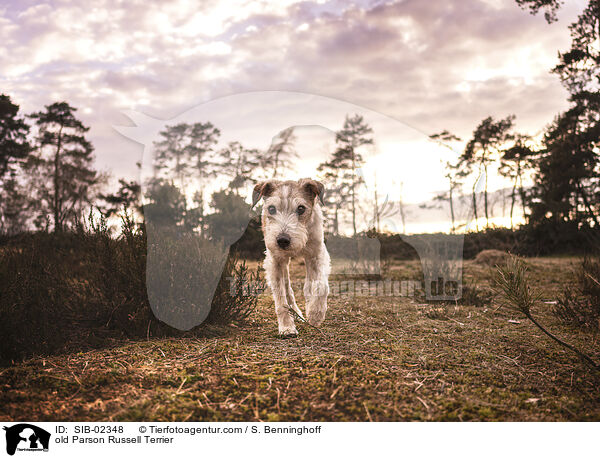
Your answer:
[351,147,357,236]
[373,178,379,233]
[334,206,339,236]
[273,151,279,178]
[484,162,489,227]
[578,183,600,227]
[449,184,455,233]
[198,190,204,237]
[471,182,478,231]
[510,177,517,229]
[518,172,527,221]
[53,125,63,232]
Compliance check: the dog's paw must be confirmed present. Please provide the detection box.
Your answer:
[279,332,298,339]
[278,327,298,338]
[307,309,326,327]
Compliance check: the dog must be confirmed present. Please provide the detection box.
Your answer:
[252,178,331,337]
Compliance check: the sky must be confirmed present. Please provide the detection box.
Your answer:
[0,0,587,233]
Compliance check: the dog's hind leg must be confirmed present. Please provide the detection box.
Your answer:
[304,245,331,326]
[264,253,298,337]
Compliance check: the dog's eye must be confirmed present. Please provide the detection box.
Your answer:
[297,205,306,215]
[268,205,276,215]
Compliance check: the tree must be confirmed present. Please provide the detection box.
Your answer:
[153,123,189,190]
[0,177,29,235]
[204,190,252,244]
[143,178,187,227]
[530,107,600,227]
[0,94,32,233]
[98,179,142,218]
[515,0,564,23]
[332,114,374,236]
[461,116,515,227]
[153,121,220,234]
[153,121,220,191]
[397,181,407,234]
[217,141,259,195]
[552,2,599,94]
[26,102,97,232]
[263,127,298,178]
[317,154,349,236]
[518,0,600,228]
[430,130,465,232]
[0,94,31,180]
[499,134,538,228]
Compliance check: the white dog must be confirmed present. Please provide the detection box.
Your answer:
[252,178,331,337]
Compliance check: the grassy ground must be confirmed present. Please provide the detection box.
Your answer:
[1,257,599,421]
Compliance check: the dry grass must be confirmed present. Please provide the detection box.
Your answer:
[474,249,511,267]
[1,257,599,421]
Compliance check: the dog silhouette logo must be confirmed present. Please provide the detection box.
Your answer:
[3,424,50,455]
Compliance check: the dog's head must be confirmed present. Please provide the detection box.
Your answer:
[253,178,324,255]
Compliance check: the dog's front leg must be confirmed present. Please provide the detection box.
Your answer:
[304,244,331,326]
[284,261,304,321]
[265,253,297,337]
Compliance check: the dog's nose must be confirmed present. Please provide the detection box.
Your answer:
[276,234,291,249]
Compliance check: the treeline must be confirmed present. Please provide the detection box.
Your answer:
[0,95,384,242]
[0,97,301,235]
[1,1,598,249]
[433,0,600,239]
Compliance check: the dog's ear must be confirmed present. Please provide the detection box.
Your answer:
[299,178,325,205]
[252,180,276,207]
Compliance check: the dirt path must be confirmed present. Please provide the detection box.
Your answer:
[1,259,599,421]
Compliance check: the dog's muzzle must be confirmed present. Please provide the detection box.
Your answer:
[276,234,291,249]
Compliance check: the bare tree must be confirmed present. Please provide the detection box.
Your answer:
[263,127,298,178]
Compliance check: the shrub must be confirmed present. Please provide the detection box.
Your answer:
[206,255,262,324]
[474,249,511,267]
[493,256,598,371]
[554,256,600,332]
[459,283,494,307]
[0,214,260,365]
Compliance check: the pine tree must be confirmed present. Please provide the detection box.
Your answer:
[98,179,141,218]
[26,102,97,232]
[217,142,259,195]
[332,114,374,236]
[430,130,464,232]
[153,122,220,191]
[317,155,349,236]
[499,134,537,228]
[518,0,600,227]
[0,94,31,179]
[152,121,220,233]
[462,116,515,227]
[0,94,32,233]
[263,127,298,178]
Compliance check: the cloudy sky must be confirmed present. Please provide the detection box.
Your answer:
[0,0,587,231]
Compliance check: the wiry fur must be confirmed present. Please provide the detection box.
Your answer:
[254,178,331,337]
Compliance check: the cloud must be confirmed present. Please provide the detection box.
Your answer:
[0,0,586,183]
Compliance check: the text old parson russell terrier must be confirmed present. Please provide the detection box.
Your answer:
[252,178,331,337]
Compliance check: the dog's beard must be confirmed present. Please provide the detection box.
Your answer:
[264,222,308,256]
